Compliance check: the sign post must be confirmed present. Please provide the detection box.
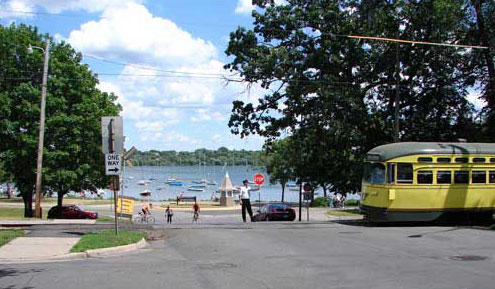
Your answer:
[253,173,265,209]
[102,116,123,235]
[303,183,312,222]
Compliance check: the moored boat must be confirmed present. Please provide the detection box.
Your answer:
[187,186,205,192]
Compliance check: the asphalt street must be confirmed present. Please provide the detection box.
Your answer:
[1,221,494,289]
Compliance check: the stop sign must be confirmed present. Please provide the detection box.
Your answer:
[253,173,265,185]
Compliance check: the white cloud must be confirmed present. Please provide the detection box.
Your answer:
[235,0,287,15]
[0,0,35,19]
[190,109,227,123]
[68,3,217,67]
[234,0,253,15]
[68,2,268,150]
[1,0,143,14]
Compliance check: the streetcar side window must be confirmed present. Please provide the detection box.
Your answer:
[472,171,486,184]
[437,171,451,184]
[454,171,469,184]
[489,171,495,183]
[455,157,469,163]
[364,163,385,184]
[490,158,495,163]
[437,157,451,163]
[397,163,413,184]
[417,157,432,163]
[417,171,433,184]
[473,158,486,163]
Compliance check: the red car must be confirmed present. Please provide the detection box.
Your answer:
[47,205,98,219]
[253,204,296,221]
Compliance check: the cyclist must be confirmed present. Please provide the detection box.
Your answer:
[141,203,151,221]
[192,201,200,223]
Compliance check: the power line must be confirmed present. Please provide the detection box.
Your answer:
[83,54,238,77]
[347,35,488,49]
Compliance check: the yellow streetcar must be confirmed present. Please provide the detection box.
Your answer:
[360,142,495,222]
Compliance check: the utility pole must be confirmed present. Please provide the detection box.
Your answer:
[394,36,400,143]
[33,39,50,218]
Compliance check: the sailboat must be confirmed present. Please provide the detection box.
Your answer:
[188,185,205,192]
[137,180,149,186]
[140,189,152,197]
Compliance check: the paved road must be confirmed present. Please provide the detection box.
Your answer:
[1,221,494,289]
[87,203,332,224]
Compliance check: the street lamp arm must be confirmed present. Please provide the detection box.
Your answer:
[27,44,45,54]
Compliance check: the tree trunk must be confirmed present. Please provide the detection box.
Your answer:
[281,183,285,203]
[57,192,64,207]
[6,182,11,199]
[22,193,33,218]
[323,186,327,198]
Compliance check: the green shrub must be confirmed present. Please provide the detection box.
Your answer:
[311,197,329,207]
[344,199,360,206]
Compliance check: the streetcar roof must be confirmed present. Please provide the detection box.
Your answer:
[366,142,495,161]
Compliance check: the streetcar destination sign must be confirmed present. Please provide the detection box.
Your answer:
[105,154,121,175]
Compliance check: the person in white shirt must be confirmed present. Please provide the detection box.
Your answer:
[237,180,260,222]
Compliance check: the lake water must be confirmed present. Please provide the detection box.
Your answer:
[118,165,322,202]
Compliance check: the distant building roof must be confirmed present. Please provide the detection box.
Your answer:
[366,142,495,161]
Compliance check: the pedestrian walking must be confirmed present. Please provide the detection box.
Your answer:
[165,205,174,224]
[237,180,260,222]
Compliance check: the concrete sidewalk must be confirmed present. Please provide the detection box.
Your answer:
[0,237,80,261]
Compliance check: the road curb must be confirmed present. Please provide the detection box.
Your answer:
[85,238,148,257]
[0,238,148,264]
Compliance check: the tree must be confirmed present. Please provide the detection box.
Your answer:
[224,0,483,194]
[265,138,294,202]
[0,24,121,216]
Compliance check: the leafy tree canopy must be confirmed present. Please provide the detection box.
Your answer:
[0,24,121,215]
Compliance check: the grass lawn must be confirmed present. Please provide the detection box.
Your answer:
[96,216,113,222]
[0,230,24,247]
[0,207,49,219]
[0,197,112,205]
[326,209,362,217]
[71,229,146,253]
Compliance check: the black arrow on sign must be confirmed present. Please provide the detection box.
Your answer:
[109,168,119,173]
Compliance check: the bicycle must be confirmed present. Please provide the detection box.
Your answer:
[192,211,199,223]
[133,212,155,224]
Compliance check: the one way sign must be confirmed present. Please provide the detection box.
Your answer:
[105,154,121,176]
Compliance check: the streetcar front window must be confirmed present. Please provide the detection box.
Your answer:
[364,163,385,184]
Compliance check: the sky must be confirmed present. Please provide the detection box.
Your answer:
[0,0,486,152]
[0,0,269,152]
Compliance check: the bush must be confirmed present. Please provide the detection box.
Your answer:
[344,199,360,207]
[311,197,329,207]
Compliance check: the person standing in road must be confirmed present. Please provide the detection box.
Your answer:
[237,180,260,222]
[165,205,174,224]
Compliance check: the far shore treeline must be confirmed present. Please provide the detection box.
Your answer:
[129,147,266,167]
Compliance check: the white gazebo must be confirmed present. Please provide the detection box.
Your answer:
[219,172,235,207]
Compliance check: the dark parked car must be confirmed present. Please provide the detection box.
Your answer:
[253,204,296,221]
[47,205,98,219]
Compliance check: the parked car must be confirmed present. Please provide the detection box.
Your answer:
[253,204,296,221]
[47,205,98,219]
